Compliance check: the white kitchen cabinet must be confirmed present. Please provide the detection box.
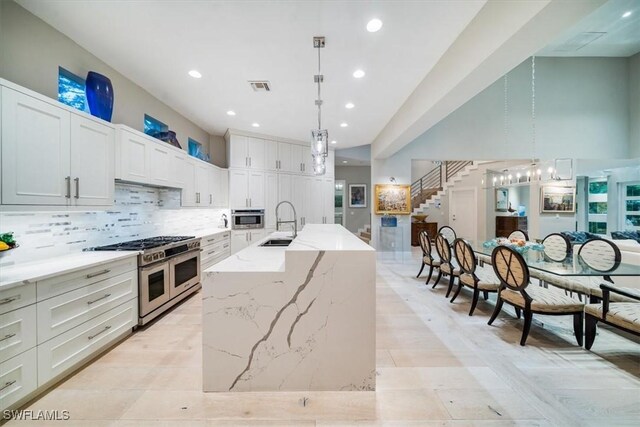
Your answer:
[265,139,278,171]
[266,141,294,172]
[180,158,197,207]
[291,144,312,175]
[229,170,264,209]
[195,163,210,206]
[247,137,265,170]
[307,177,335,224]
[1,86,70,205]
[323,177,335,224]
[264,172,278,229]
[228,135,265,170]
[292,175,311,229]
[0,304,37,364]
[148,141,172,187]
[326,150,335,176]
[277,174,294,224]
[277,142,292,172]
[1,86,116,206]
[117,128,150,184]
[0,347,37,411]
[230,229,266,254]
[213,168,229,208]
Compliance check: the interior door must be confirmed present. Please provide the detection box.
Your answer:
[449,188,477,241]
[1,87,71,205]
[70,115,114,206]
[229,169,249,208]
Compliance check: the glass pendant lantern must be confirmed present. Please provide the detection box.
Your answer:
[312,153,326,175]
[311,129,329,157]
[310,36,328,175]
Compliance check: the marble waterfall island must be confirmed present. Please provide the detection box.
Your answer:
[202,224,376,392]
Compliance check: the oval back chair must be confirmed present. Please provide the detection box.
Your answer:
[489,245,584,346]
[416,231,440,284]
[434,233,460,296]
[578,238,621,273]
[508,229,529,241]
[542,233,570,262]
[438,226,456,246]
[453,238,476,276]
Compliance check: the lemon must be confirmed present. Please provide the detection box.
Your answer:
[0,242,9,251]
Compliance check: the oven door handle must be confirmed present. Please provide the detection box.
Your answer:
[167,248,201,265]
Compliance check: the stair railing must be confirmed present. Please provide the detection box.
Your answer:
[411,161,473,207]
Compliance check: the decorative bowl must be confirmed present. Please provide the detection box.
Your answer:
[412,215,428,223]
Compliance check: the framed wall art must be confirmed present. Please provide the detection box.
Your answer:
[495,188,509,212]
[349,184,367,208]
[374,184,411,215]
[541,185,575,213]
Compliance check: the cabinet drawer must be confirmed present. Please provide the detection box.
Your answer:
[37,270,137,343]
[0,283,36,315]
[0,304,36,364]
[37,257,137,301]
[38,299,136,387]
[201,232,230,247]
[0,347,37,411]
[202,239,230,258]
[202,249,231,270]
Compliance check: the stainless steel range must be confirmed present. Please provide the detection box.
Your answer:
[93,236,201,325]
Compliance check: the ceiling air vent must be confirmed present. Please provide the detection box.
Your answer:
[249,81,271,92]
[553,32,606,52]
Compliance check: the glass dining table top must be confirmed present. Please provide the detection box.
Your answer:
[469,242,640,277]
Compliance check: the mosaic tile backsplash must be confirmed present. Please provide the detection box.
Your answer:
[0,183,229,266]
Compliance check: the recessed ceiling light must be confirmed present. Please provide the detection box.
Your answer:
[353,69,365,79]
[345,102,355,109]
[340,122,348,127]
[622,11,632,18]
[188,70,202,79]
[331,140,337,144]
[366,18,383,32]
[226,110,236,116]
[252,123,260,128]
[342,160,348,163]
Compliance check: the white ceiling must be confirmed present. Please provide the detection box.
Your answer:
[538,0,640,57]
[16,0,486,149]
[335,145,371,167]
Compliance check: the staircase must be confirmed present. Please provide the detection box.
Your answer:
[411,161,477,214]
[357,225,371,244]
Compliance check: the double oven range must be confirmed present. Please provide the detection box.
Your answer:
[93,236,201,325]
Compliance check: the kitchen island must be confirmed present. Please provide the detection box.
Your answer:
[202,224,376,392]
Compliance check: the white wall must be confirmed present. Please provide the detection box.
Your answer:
[0,1,226,167]
[411,160,440,182]
[335,166,371,233]
[630,53,640,158]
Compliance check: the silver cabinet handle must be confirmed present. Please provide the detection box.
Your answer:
[207,250,216,256]
[0,296,18,305]
[0,333,16,342]
[65,176,71,198]
[86,269,110,279]
[223,243,229,248]
[249,198,252,207]
[246,198,248,207]
[87,293,111,305]
[249,157,252,167]
[74,177,80,199]
[210,194,212,204]
[0,380,16,391]
[245,233,248,242]
[246,157,248,167]
[88,325,111,340]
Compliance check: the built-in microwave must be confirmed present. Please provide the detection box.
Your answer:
[231,209,265,229]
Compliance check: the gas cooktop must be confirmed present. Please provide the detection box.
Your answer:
[92,236,196,251]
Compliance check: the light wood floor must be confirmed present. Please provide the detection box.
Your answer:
[7,251,640,426]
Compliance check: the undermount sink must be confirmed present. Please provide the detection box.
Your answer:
[259,238,293,247]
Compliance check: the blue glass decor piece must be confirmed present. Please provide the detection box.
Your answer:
[518,205,526,216]
[381,216,397,227]
[144,114,168,136]
[58,67,89,112]
[85,71,114,122]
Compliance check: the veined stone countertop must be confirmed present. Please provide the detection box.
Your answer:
[0,251,139,290]
[208,224,373,273]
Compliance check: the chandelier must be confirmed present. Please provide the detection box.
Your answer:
[311,36,328,175]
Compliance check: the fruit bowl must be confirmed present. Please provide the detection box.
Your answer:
[412,215,428,223]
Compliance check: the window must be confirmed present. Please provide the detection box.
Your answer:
[144,114,168,137]
[623,183,640,230]
[587,178,607,235]
[58,67,88,112]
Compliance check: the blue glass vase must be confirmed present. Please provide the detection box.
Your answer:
[85,71,114,122]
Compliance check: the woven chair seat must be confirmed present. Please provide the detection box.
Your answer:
[460,266,500,291]
[440,262,460,276]
[500,285,584,313]
[423,256,441,267]
[585,303,640,334]
[538,272,639,302]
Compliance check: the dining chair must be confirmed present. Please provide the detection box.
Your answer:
[508,229,529,241]
[416,230,440,284]
[450,238,501,316]
[532,233,571,288]
[438,226,456,245]
[585,284,640,350]
[433,233,460,297]
[488,246,585,346]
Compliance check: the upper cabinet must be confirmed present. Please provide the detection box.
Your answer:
[228,135,264,169]
[1,85,114,206]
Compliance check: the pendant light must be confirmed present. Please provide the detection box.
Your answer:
[311,36,328,175]
[529,56,541,180]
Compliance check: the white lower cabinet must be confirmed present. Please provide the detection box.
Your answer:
[0,347,37,411]
[38,298,137,387]
[230,229,266,254]
[0,304,37,364]
[200,231,231,270]
[0,283,36,316]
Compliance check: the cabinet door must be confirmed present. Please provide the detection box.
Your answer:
[301,145,312,175]
[278,174,294,222]
[278,142,292,173]
[228,135,248,169]
[172,152,188,188]
[248,171,265,208]
[207,167,216,206]
[290,144,302,174]
[264,139,278,171]
[323,178,335,224]
[195,163,210,206]
[148,143,172,187]
[1,87,71,205]
[119,129,150,184]
[246,137,265,170]
[230,230,249,254]
[325,150,335,177]
[264,172,278,229]
[70,115,115,206]
[291,175,306,230]
[180,159,197,207]
[308,177,324,224]
[229,169,249,208]
[217,169,229,207]
[249,229,266,243]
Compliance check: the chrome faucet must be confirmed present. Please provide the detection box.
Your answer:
[275,201,297,238]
